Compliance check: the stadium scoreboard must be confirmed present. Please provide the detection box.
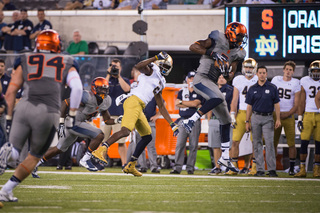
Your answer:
[225,4,320,62]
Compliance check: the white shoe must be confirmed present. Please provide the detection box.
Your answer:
[217,157,239,173]
[0,143,12,175]
[0,190,18,202]
[79,158,98,172]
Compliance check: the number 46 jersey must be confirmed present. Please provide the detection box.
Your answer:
[271,76,300,112]
[16,52,77,113]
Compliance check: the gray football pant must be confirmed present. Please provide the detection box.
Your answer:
[126,121,158,170]
[173,119,201,172]
[251,114,276,172]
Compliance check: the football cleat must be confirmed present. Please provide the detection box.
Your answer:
[248,162,257,176]
[180,119,195,134]
[0,190,18,202]
[0,142,12,175]
[217,157,239,173]
[208,167,221,175]
[313,165,320,178]
[288,170,295,176]
[31,167,40,178]
[79,158,98,172]
[239,167,249,175]
[91,159,105,171]
[91,146,108,166]
[294,164,306,178]
[123,161,142,177]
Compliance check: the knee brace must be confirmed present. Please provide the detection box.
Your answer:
[315,141,320,155]
[300,140,310,154]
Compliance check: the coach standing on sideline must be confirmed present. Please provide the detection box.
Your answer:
[245,65,281,177]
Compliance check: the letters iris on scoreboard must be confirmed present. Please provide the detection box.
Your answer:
[286,10,320,55]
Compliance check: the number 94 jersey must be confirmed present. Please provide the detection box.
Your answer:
[16,52,77,113]
[271,76,300,112]
[300,76,320,113]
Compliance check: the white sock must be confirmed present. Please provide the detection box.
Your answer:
[221,142,230,159]
[82,151,91,161]
[2,177,20,193]
[189,111,201,122]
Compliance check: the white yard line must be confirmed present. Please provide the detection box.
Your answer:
[4,170,320,182]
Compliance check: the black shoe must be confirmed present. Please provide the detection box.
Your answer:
[254,171,265,177]
[56,165,63,170]
[138,168,148,173]
[187,170,194,175]
[151,168,160,173]
[289,170,295,176]
[65,166,72,170]
[170,170,180,174]
[268,170,278,177]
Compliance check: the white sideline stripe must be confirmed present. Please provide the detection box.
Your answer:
[5,170,320,182]
[0,185,71,189]
[14,206,62,209]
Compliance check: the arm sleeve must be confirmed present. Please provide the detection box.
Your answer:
[66,70,83,109]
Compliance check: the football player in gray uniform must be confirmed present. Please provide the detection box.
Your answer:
[181,22,247,172]
[33,77,123,176]
[0,29,83,202]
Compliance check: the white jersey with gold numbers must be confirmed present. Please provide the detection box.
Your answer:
[271,76,300,112]
[232,75,258,111]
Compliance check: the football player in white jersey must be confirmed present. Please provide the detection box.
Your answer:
[295,60,320,178]
[227,58,258,175]
[271,61,300,176]
[92,52,179,176]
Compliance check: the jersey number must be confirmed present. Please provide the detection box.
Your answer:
[28,54,65,82]
[309,86,320,98]
[242,86,248,97]
[278,88,291,99]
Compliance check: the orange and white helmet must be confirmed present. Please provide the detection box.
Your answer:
[225,22,248,49]
[91,77,109,100]
[35,29,61,53]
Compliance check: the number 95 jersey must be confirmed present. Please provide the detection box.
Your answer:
[16,52,77,113]
[271,76,300,112]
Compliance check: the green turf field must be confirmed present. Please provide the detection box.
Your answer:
[0,167,319,213]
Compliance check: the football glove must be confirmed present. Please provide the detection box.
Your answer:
[230,112,237,129]
[57,119,65,139]
[155,51,168,60]
[114,115,123,124]
[170,122,179,137]
[5,115,12,136]
[297,115,303,132]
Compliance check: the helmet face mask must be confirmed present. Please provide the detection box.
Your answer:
[309,60,320,81]
[36,29,61,53]
[242,58,257,77]
[225,22,248,49]
[155,54,173,76]
[91,77,109,101]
